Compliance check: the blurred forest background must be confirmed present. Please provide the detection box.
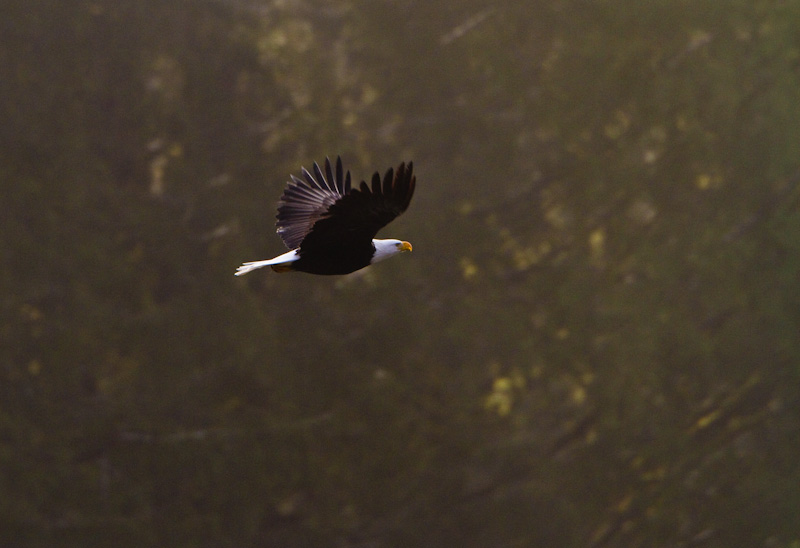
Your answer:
[2,0,800,546]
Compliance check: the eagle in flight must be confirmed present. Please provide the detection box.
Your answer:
[235,157,415,276]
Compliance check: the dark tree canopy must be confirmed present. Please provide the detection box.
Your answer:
[2,0,799,547]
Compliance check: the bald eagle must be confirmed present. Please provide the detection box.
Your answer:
[235,157,415,276]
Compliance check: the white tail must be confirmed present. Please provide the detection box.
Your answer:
[235,249,299,276]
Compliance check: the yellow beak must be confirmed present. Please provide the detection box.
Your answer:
[400,241,413,252]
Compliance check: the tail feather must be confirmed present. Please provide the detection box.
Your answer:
[234,249,299,276]
[235,260,278,276]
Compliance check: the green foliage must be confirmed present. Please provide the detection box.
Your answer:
[1,0,799,546]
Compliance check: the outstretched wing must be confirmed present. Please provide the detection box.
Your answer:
[298,160,416,252]
[275,156,351,249]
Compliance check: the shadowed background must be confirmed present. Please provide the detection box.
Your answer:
[2,0,799,546]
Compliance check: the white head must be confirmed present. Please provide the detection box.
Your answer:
[371,238,413,264]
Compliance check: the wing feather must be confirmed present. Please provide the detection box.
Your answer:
[274,157,415,252]
[335,158,345,194]
[296,160,415,253]
[276,157,348,249]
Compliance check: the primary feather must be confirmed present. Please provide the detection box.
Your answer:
[276,157,352,249]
